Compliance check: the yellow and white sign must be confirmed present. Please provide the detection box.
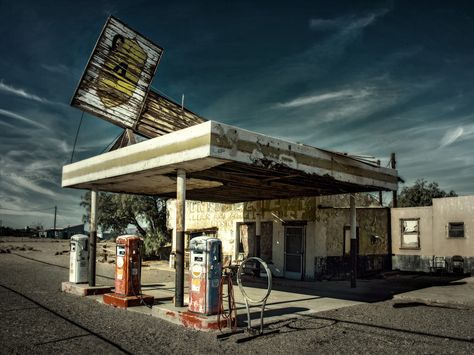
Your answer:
[71,16,163,129]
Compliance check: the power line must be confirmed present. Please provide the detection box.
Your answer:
[70,111,85,164]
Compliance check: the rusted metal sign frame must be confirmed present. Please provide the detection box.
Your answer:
[137,91,206,138]
[71,15,163,131]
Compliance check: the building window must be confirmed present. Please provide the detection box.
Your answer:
[448,222,464,238]
[400,219,420,249]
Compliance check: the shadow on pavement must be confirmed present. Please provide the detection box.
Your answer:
[239,272,467,303]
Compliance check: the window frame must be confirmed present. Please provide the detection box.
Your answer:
[400,218,420,250]
[448,222,465,238]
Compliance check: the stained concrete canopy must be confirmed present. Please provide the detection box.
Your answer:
[62,121,398,202]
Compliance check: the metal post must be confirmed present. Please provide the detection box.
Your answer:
[391,153,397,208]
[175,169,186,307]
[377,160,383,206]
[350,194,357,288]
[255,203,262,275]
[255,205,261,258]
[53,206,57,230]
[89,190,98,287]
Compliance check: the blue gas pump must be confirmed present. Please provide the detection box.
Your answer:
[188,236,222,315]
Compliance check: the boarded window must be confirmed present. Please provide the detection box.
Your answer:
[448,222,464,238]
[401,219,420,249]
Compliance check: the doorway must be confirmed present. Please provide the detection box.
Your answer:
[284,225,305,280]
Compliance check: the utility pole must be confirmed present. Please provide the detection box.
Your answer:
[53,206,57,233]
[391,153,397,208]
[377,160,383,206]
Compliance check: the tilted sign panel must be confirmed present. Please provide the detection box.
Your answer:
[71,16,163,129]
[136,91,206,138]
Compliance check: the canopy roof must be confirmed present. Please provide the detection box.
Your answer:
[62,121,398,203]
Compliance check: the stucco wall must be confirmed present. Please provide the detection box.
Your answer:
[391,207,433,256]
[167,200,244,258]
[391,196,474,273]
[432,196,474,257]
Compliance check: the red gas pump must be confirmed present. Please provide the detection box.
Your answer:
[103,235,153,308]
[115,235,142,296]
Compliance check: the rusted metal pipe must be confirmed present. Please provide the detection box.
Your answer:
[175,169,186,307]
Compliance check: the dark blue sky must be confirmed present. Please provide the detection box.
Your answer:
[1,0,473,228]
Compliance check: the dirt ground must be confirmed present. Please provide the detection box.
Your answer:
[0,236,472,354]
[0,236,173,285]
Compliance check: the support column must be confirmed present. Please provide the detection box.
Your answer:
[255,202,262,275]
[175,169,186,307]
[89,189,98,287]
[350,194,357,288]
[255,202,262,258]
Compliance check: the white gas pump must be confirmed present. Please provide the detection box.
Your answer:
[69,234,89,283]
[188,236,222,315]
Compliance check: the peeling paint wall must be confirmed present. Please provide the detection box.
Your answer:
[167,200,243,258]
[167,194,390,280]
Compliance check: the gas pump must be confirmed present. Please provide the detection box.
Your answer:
[69,234,89,283]
[115,235,142,296]
[188,236,222,315]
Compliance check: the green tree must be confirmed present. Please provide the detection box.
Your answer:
[81,192,170,257]
[398,179,457,207]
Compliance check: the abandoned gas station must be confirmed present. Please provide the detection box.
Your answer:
[62,120,399,302]
[60,16,400,330]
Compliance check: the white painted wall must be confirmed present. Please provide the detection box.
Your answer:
[391,206,433,255]
[392,196,474,258]
[432,196,474,257]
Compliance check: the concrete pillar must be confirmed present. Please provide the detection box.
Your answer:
[350,194,357,288]
[175,169,186,307]
[89,189,98,287]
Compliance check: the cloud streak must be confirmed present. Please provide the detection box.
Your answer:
[309,8,390,33]
[440,126,463,148]
[0,108,50,130]
[41,63,69,74]
[0,79,50,103]
[439,124,474,148]
[276,89,370,108]
[14,176,57,197]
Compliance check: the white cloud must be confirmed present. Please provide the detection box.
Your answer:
[41,63,69,74]
[0,79,50,103]
[440,126,464,148]
[309,18,342,31]
[12,176,57,198]
[0,108,50,130]
[276,89,370,108]
[439,124,474,148]
[0,120,15,128]
[309,8,390,33]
